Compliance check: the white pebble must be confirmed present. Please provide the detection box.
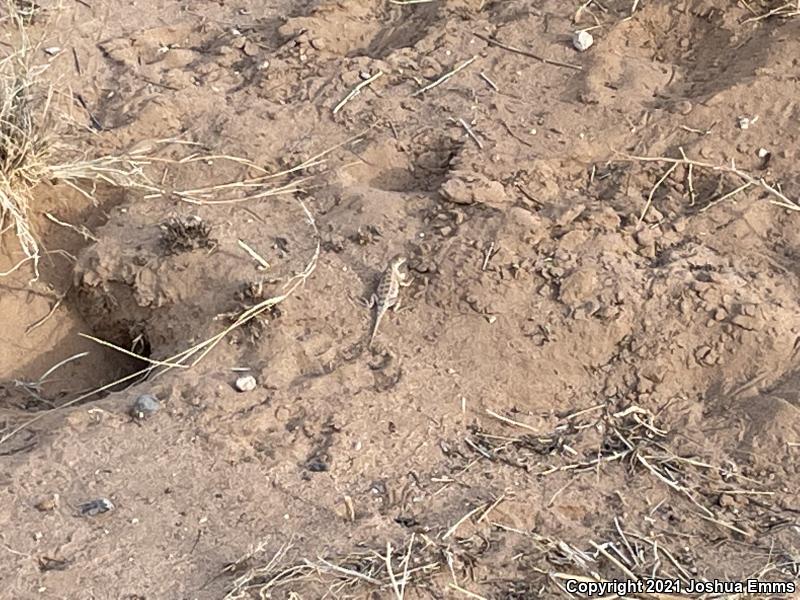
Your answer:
[44,47,61,56]
[757,147,769,158]
[738,115,758,130]
[572,31,594,52]
[234,375,257,392]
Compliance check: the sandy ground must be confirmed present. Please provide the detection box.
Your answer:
[1,1,800,598]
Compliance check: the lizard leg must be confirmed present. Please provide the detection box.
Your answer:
[392,298,402,312]
[358,294,377,309]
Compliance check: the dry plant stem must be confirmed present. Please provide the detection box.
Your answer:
[479,72,498,91]
[742,1,800,22]
[472,32,583,71]
[237,238,270,269]
[333,70,384,114]
[619,151,800,212]
[384,543,403,600]
[485,408,540,433]
[638,163,677,224]
[412,56,477,97]
[77,333,188,369]
[44,211,98,241]
[457,118,483,149]
[442,503,487,539]
[447,583,487,600]
[154,128,370,202]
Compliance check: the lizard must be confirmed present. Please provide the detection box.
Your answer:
[366,254,410,348]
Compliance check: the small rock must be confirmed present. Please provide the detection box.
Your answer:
[757,147,769,159]
[718,493,736,509]
[44,46,61,56]
[731,314,760,331]
[310,38,326,50]
[35,494,59,512]
[572,30,594,52]
[235,375,257,392]
[634,227,654,246]
[695,345,713,364]
[130,394,159,419]
[242,40,259,57]
[737,115,758,130]
[79,498,114,517]
[440,172,509,207]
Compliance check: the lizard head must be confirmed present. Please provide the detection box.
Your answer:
[389,254,406,269]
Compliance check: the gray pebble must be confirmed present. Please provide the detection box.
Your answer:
[79,498,114,517]
[235,375,257,392]
[130,394,160,419]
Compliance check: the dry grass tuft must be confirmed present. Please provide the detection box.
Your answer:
[0,2,157,277]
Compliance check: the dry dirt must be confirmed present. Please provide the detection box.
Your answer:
[2,1,800,599]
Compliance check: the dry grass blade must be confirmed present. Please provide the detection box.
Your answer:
[0,2,161,277]
[223,534,450,598]
[742,0,800,22]
[617,150,800,213]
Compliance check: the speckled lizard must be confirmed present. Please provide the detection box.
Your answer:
[367,254,410,347]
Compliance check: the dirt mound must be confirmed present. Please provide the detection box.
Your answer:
[2,1,800,598]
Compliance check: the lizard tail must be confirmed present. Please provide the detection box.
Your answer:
[368,312,383,348]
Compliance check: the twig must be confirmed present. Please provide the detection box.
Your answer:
[411,56,477,97]
[478,72,498,91]
[481,241,495,271]
[638,163,677,225]
[44,212,98,241]
[315,558,382,585]
[472,32,582,71]
[477,493,506,523]
[699,182,752,213]
[25,291,66,333]
[448,583,488,599]
[237,239,270,269]
[31,352,89,386]
[442,503,487,540]
[78,333,188,369]
[385,543,403,600]
[457,118,483,149]
[485,408,540,434]
[333,70,384,114]
[618,150,800,212]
